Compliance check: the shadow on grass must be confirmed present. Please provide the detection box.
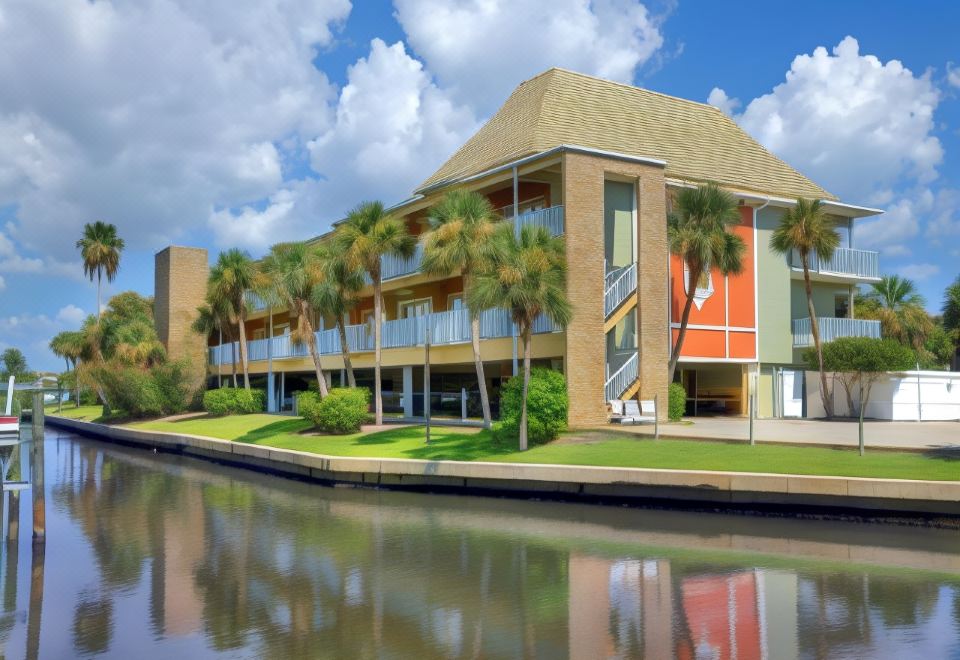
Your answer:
[400,429,517,462]
[923,446,960,461]
[235,418,313,444]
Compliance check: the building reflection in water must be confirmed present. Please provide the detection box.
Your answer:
[0,436,955,658]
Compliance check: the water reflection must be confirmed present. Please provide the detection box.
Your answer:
[0,430,956,659]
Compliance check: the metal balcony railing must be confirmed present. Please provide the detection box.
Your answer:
[792,317,882,347]
[209,307,560,364]
[604,263,637,317]
[790,247,880,280]
[604,352,638,402]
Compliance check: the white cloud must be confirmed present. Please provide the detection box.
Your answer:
[923,188,960,239]
[394,0,665,112]
[856,191,929,257]
[707,87,740,116]
[0,275,5,292]
[55,304,86,326]
[0,0,351,264]
[715,36,942,204]
[948,62,960,89]
[898,263,940,281]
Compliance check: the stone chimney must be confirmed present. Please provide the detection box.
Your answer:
[154,246,209,380]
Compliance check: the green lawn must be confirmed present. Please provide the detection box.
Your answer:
[126,413,960,481]
[43,404,106,421]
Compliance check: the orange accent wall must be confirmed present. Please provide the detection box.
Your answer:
[671,206,756,360]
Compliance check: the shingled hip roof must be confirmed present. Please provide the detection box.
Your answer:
[416,68,835,201]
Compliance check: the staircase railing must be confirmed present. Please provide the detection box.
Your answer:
[604,352,638,402]
[604,262,637,317]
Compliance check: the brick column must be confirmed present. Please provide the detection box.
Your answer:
[155,246,209,387]
[636,173,669,418]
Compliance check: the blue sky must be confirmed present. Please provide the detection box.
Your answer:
[1,0,958,372]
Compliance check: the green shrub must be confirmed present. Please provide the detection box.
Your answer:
[202,387,265,416]
[299,387,370,434]
[668,383,686,421]
[496,368,568,446]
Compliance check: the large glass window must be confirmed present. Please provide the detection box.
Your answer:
[604,180,635,274]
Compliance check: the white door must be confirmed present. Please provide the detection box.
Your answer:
[781,369,804,417]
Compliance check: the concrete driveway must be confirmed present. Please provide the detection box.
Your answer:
[605,416,960,452]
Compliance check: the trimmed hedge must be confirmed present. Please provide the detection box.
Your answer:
[668,382,686,421]
[202,387,266,416]
[495,368,568,446]
[89,360,195,418]
[299,387,370,434]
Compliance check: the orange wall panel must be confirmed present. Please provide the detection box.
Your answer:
[728,207,756,328]
[728,331,757,359]
[671,328,726,358]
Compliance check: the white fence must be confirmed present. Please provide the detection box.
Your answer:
[803,370,960,420]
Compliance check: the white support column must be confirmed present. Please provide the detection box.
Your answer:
[402,366,414,418]
[461,387,467,420]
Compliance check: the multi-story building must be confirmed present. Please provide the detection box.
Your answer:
[157,68,882,425]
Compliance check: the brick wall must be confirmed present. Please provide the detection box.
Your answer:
[155,246,209,384]
[562,153,669,425]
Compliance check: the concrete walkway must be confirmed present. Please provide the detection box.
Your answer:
[603,417,960,452]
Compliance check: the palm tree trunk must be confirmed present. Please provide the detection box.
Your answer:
[470,314,491,428]
[96,269,102,321]
[237,315,250,390]
[74,360,80,408]
[373,276,383,425]
[337,319,356,387]
[802,255,834,417]
[231,341,238,388]
[519,326,532,451]
[304,315,329,399]
[668,266,701,384]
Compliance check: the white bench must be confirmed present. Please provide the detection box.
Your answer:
[609,398,657,425]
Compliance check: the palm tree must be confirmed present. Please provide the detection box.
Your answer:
[857,275,932,351]
[49,330,85,407]
[468,225,572,451]
[333,201,416,424]
[421,190,500,428]
[312,244,365,388]
[667,183,746,383]
[192,297,237,388]
[208,249,258,390]
[259,242,329,398]
[771,198,841,416]
[76,221,125,320]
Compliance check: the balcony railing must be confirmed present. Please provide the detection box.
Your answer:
[792,317,881,347]
[604,352,638,402]
[604,263,637,317]
[790,247,880,280]
[209,307,560,365]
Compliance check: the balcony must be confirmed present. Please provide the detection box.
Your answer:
[792,317,881,347]
[209,307,560,365]
[789,247,880,281]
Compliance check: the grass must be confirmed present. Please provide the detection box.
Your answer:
[43,404,107,422]
[126,413,960,481]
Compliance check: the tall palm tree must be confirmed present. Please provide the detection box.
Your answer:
[421,190,500,428]
[192,297,238,388]
[312,244,365,388]
[49,330,85,407]
[259,242,329,398]
[667,183,746,383]
[857,275,933,351]
[468,225,572,451]
[76,221,125,320]
[333,201,416,424]
[208,249,258,390]
[770,198,840,417]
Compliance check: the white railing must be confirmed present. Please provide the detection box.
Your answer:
[792,317,882,347]
[245,292,268,311]
[604,262,637,317]
[604,352,638,402]
[209,307,561,364]
[510,205,564,237]
[790,247,880,280]
[381,243,425,281]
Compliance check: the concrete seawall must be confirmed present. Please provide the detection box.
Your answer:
[46,416,960,518]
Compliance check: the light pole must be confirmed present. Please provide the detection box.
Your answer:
[424,322,431,444]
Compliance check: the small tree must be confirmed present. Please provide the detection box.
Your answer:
[805,337,914,455]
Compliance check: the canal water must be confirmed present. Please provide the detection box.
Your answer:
[0,427,958,659]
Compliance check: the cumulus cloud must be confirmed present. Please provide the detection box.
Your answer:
[707,87,740,116]
[898,263,940,281]
[211,39,480,252]
[713,37,942,204]
[948,62,960,89]
[394,0,665,112]
[0,0,351,263]
[855,191,928,257]
[55,304,86,326]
